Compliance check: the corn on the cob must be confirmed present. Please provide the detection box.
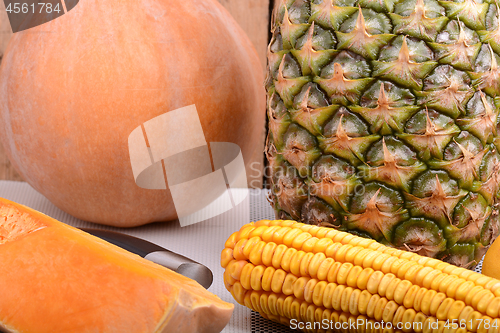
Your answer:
[221,220,500,333]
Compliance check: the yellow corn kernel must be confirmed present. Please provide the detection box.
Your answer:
[486,297,500,318]
[393,280,412,305]
[249,240,267,266]
[316,257,334,281]
[312,280,327,307]
[347,266,364,288]
[304,279,319,303]
[337,262,354,285]
[421,268,442,289]
[255,220,271,227]
[404,285,421,309]
[262,266,276,292]
[271,226,292,244]
[373,297,388,321]
[475,292,494,313]
[364,294,380,319]
[435,297,454,320]
[282,228,304,248]
[420,289,438,315]
[302,237,319,253]
[366,271,385,295]
[469,289,492,309]
[345,246,363,262]
[325,242,343,258]
[231,281,247,304]
[221,248,234,268]
[446,277,466,299]
[341,287,354,313]
[237,225,256,241]
[447,300,465,320]
[377,273,396,297]
[309,252,327,278]
[280,247,297,272]
[322,282,337,309]
[281,272,296,295]
[335,244,354,263]
[232,238,248,261]
[332,284,346,311]
[358,290,372,315]
[362,250,380,268]
[403,263,422,282]
[300,252,315,277]
[386,278,402,302]
[373,253,393,271]
[327,261,342,284]
[293,276,309,300]
[381,301,398,323]
[261,242,277,267]
[289,250,306,276]
[379,256,399,274]
[402,309,417,332]
[414,312,427,333]
[313,238,333,253]
[428,292,447,317]
[455,281,476,301]
[271,244,287,269]
[356,267,374,290]
[261,225,281,243]
[271,268,286,294]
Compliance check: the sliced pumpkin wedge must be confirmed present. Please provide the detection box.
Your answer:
[0,198,233,333]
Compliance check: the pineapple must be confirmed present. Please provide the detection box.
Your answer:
[266,0,500,268]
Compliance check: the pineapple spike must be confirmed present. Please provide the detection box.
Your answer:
[479,91,497,136]
[434,175,458,223]
[280,5,292,46]
[320,113,377,164]
[299,86,312,112]
[415,0,428,36]
[377,82,389,107]
[354,5,369,40]
[454,139,480,180]
[398,36,411,64]
[346,6,372,49]
[479,162,500,204]
[458,90,498,144]
[297,86,320,136]
[277,54,287,82]
[406,175,466,225]
[336,5,395,59]
[381,137,395,165]
[430,137,487,188]
[471,44,500,96]
[462,205,490,233]
[274,54,309,107]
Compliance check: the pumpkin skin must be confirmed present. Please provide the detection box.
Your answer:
[0,0,265,226]
[0,197,234,333]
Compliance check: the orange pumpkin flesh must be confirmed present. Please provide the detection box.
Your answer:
[0,0,266,226]
[0,198,233,333]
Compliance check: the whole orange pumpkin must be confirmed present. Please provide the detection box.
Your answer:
[0,0,265,226]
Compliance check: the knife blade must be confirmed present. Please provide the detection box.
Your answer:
[80,228,213,289]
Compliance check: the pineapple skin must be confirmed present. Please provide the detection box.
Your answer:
[266,0,500,268]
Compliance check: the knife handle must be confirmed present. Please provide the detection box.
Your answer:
[80,228,213,289]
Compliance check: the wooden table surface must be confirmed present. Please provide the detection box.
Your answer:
[0,0,272,186]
